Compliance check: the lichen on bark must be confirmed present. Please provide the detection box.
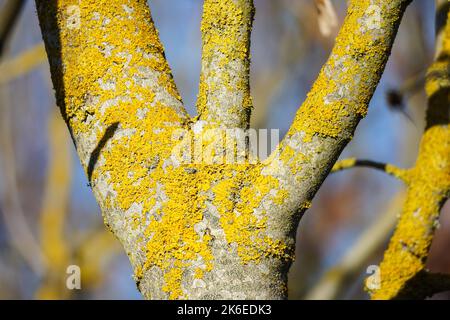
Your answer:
[35,0,411,299]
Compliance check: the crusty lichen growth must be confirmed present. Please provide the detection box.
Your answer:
[285,0,410,142]
[36,0,292,300]
[371,8,450,300]
[197,0,254,129]
[332,158,357,172]
[332,158,411,183]
[35,0,411,300]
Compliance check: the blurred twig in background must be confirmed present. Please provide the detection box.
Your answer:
[75,228,121,292]
[304,191,406,300]
[0,88,45,276]
[35,109,72,299]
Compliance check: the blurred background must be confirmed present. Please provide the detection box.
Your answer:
[0,0,448,299]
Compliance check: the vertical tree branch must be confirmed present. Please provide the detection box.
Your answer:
[196,0,254,129]
[371,2,450,300]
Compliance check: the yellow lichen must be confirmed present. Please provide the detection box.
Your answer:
[42,0,294,295]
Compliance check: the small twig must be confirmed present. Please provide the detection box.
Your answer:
[332,158,410,184]
[35,109,72,299]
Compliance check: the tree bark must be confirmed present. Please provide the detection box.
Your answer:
[35,0,410,299]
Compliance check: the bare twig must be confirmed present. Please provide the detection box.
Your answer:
[332,158,410,184]
[0,0,26,54]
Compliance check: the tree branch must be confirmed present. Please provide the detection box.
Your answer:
[420,272,450,298]
[263,0,411,218]
[36,109,72,299]
[381,271,450,300]
[35,0,193,297]
[332,158,410,183]
[196,0,254,129]
[371,3,450,300]
[35,0,190,167]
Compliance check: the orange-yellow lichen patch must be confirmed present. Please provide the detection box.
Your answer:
[119,159,293,299]
[93,114,293,299]
[212,166,293,264]
[331,158,357,172]
[385,164,410,184]
[37,0,187,141]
